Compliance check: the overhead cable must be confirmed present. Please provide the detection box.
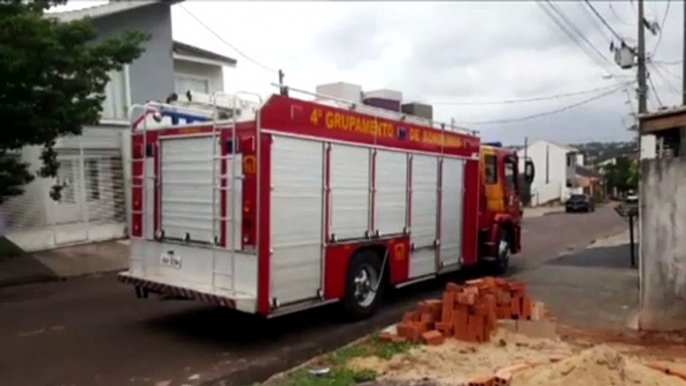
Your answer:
[179,4,277,73]
[546,0,615,68]
[456,85,627,125]
[584,0,630,46]
[609,2,632,25]
[651,0,671,54]
[647,74,664,107]
[431,83,630,105]
[537,2,619,77]
[649,62,681,96]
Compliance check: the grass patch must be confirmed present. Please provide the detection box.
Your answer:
[275,367,378,386]
[0,237,25,259]
[266,333,418,386]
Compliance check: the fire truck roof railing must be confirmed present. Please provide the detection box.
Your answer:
[272,83,479,137]
[131,87,479,138]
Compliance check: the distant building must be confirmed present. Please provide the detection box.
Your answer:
[517,140,582,206]
[575,166,603,198]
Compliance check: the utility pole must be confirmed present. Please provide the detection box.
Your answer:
[637,0,647,115]
[636,0,648,160]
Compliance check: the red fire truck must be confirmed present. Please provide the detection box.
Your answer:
[118,88,534,319]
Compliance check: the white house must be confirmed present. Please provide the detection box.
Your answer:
[0,1,237,252]
[576,152,585,167]
[517,140,582,206]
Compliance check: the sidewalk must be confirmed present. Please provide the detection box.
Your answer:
[0,239,128,287]
[514,236,638,332]
[523,205,564,218]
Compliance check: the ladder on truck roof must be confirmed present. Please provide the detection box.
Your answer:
[128,91,263,294]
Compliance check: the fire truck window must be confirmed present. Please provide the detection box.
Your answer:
[505,161,516,189]
[485,155,497,184]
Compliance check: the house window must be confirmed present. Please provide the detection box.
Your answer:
[101,69,128,121]
[567,155,574,167]
[485,155,497,184]
[175,75,210,94]
[85,159,100,201]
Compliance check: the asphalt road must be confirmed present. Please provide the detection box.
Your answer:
[0,206,627,386]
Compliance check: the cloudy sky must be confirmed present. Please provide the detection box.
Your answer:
[55,1,683,145]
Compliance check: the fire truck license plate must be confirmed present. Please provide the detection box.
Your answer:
[160,251,182,269]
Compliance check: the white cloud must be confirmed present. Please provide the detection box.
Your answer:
[55,1,685,145]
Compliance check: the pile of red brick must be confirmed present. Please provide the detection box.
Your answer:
[380,277,546,346]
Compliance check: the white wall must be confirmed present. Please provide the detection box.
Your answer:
[518,141,568,204]
[173,60,224,94]
[641,135,657,160]
[1,126,128,251]
[576,153,584,166]
[639,157,686,331]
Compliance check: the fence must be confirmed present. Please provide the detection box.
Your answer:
[0,135,128,252]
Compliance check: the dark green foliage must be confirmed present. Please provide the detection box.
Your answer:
[0,0,148,204]
[604,156,638,194]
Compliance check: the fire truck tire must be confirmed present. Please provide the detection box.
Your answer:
[486,228,511,275]
[343,249,383,320]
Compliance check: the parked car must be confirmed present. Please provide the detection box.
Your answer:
[566,194,595,213]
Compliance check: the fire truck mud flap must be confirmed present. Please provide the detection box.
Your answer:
[118,272,257,313]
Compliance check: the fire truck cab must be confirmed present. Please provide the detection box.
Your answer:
[119,89,532,320]
[478,145,534,274]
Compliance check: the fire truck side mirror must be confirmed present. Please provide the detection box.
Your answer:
[524,160,535,184]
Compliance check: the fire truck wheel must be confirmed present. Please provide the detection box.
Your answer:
[488,228,511,275]
[495,229,512,275]
[343,250,383,320]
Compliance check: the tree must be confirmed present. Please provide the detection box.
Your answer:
[0,0,148,204]
[604,156,638,195]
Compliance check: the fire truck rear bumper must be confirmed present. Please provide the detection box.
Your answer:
[118,272,257,314]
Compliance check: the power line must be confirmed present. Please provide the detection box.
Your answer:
[537,2,618,77]
[655,63,681,80]
[651,0,671,55]
[609,2,632,25]
[581,2,614,45]
[647,73,664,107]
[584,0,629,45]
[430,83,628,105]
[457,85,627,125]
[649,62,681,96]
[179,4,277,73]
[546,1,617,69]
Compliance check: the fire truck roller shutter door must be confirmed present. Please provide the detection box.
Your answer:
[270,136,324,305]
[374,149,408,236]
[409,154,439,278]
[439,157,465,267]
[329,144,371,241]
[160,136,219,244]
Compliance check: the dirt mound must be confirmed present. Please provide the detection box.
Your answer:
[349,328,574,385]
[514,345,685,386]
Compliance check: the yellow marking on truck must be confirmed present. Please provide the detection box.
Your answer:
[481,146,506,213]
